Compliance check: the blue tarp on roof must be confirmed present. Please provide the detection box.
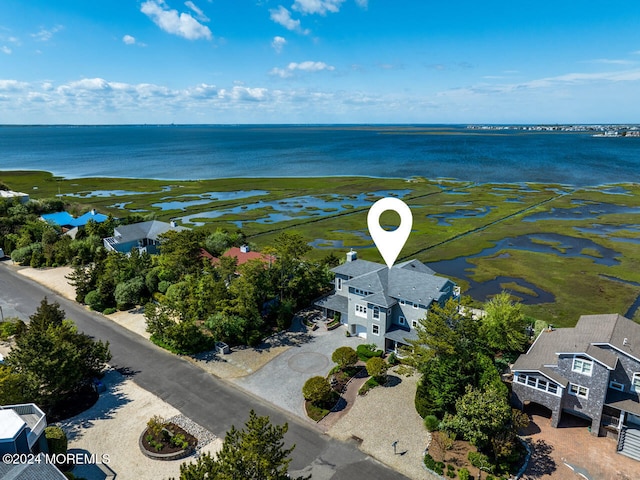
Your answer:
[42,211,108,227]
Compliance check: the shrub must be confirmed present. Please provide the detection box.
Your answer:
[356,343,383,361]
[424,415,440,432]
[147,415,167,438]
[84,290,104,311]
[302,376,333,404]
[458,468,470,480]
[45,426,68,455]
[366,356,388,381]
[468,451,492,472]
[358,376,380,395]
[447,463,456,478]
[387,352,398,365]
[0,319,23,340]
[102,307,117,315]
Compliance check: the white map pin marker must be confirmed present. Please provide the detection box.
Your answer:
[367,197,413,268]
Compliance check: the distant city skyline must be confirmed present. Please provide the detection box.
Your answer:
[1,1,640,124]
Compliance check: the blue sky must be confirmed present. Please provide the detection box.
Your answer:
[1,0,640,124]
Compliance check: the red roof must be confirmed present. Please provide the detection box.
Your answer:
[201,247,275,267]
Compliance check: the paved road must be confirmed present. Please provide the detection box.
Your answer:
[0,263,409,480]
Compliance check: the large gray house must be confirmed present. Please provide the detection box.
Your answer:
[511,313,640,460]
[103,220,188,254]
[315,251,458,353]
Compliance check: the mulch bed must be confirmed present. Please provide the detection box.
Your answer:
[141,423,198,455]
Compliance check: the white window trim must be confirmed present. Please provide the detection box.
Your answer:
[336,277,342,291]
[413,303,418,309]
[355,304,367,318]
[399,299,406,306]
[398,316,406,325]
[572,357,593,376]
[569,383,589,399]
[609,381,625,392]
[373,307,380,320]
[632,373,640,393]
[411,319,418,328]
[515,373,561,396]
[372,324,380,336]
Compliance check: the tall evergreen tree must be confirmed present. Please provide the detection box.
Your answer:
[177,410,310,480]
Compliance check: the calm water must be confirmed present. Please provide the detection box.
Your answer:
[1,125,639,185]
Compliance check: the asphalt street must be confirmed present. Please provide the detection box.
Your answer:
[0,262,409,480]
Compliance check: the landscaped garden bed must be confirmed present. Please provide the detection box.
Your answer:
[140,416,198,461]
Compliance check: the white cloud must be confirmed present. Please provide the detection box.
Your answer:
[271,36,286,53]
[292,0,345,15]
[270,60,335,78]
[0,80,28,91]
[269,6,309,34]
[184,1,209,22]
[583,58,635,66]
[1,46,11,55]
[354,0,368,8]
[123,35,136,45]
[31,25,63,42]
[141,0,212,40]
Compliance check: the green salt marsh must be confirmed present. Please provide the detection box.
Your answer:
[3,170,640,326]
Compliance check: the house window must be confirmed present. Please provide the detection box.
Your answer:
[572,357,593,376]
[355,304,367,318]
[632,373,640,393]
[336,277,342,291]
[609,381,625,392]
[514,373,561,396]
[372,324,380,335]
[398,316,405,325]
[373,307,380,320]
[399,299,406,306]
[413,303,418,309]
[411,319,418,328]
[353,288,368,296]
[569,383,589,399]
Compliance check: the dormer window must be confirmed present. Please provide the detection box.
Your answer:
[572,357,593,376]
[632,373,640,393]
[336,277,342,291]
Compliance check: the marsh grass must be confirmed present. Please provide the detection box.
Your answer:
[4,170,640,326]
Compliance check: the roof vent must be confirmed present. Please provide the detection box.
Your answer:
[240,244,250,253]
[623,337,629,346]
[346,250,357,262]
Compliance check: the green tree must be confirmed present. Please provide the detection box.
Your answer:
[0,365,29,405]
[114,276,145,310]
[440,385,512,449]
[302,376,332,404]
[157,229,206,281]
[365,356,388,381]
[176,410,309,480]
[480,292,529,354]
[144,301,176,340]
[6,298,111,408]
[331,346,358,370]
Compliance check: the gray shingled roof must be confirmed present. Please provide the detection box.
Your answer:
[387,267,450,305]
[113,220,189,244]
[513,313,640,378]
[396,259,436,275]
[605,389,640,416]
[385,325,419,345]
[0,460,67,480]
[332,259,385,278]
[314,294,348,314]
[333,258,451,306]
[363,292,397,308]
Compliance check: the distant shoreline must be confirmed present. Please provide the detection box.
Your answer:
[1,169,639,189]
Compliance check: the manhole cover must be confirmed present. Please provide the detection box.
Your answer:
[288,352,330,373]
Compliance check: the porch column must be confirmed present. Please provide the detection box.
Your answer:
[618,411,626,430]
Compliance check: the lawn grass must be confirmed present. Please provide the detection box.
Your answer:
[4,170,640,326]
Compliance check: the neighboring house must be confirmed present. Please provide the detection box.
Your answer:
[0,403,48,455]
[202,245,276,271]
[41,209,109,238]
[314,250,458,353]
[511,314,640,460]
[103,220,188,255]
[0,190,29,204]
[0,455,68,480]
